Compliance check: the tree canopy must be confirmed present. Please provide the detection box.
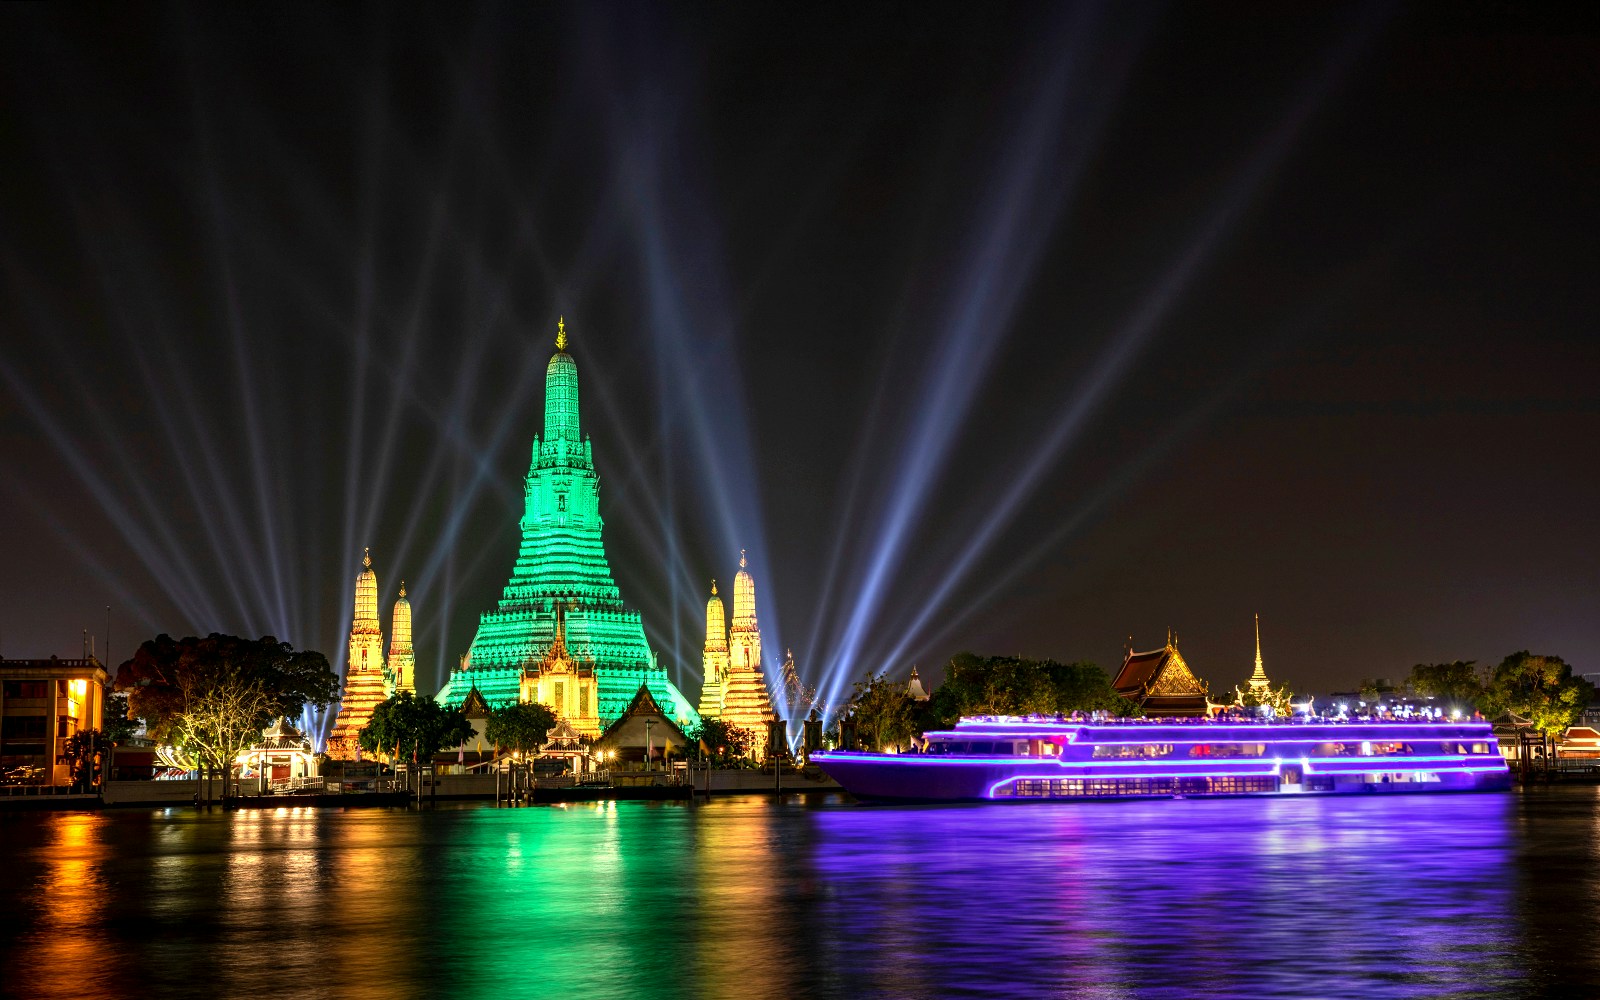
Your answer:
[484,701,558,756]
[114,633,338,771]
[921,653,1136,730]
[358,691,474,765]
[685,717,754,762]
[1406,661,1485,712]
[848,671,919,752]
[1479,651,1593,737]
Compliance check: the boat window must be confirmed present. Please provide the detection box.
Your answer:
[1189,743,1264,758]
[1092,744,1173,759]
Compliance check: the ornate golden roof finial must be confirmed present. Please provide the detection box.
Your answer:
[740,548,747,569]
[556,316,568,351]
[710,579,718,596]
[363,547,371,570]
[399,580,407,598]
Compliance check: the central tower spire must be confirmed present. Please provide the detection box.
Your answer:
[543,316,580,443]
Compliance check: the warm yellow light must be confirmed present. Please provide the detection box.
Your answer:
[70,679,87,699]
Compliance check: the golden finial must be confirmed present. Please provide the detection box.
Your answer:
[740,548,747,569]
[556,316,568,351]
[399,581,407,598]
[710,579,718,596]
[363,547,371,570]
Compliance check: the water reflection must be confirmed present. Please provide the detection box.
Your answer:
[806,794,1520,999]
[0,790,1588,999]
[10,813,113,998]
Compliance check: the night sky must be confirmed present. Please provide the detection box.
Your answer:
[3,3,1596,712]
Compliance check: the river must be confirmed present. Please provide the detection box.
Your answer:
[3,786,1597,999]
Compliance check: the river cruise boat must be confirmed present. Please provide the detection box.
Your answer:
[811,717,1511,802]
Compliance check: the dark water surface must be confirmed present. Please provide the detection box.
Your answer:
[3,787,1598,999]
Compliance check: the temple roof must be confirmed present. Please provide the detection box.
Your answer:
[1112,648,1169,694]
[458,686,493,718]
[1113,638,1209,717]
[542,717,587,752]
[594,683,690,748]
[256,716,312,751]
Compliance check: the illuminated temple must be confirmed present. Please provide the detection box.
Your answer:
[386,582,416,696]
[697,553,776,752]
[327,549,390,758]
[1112,631,1210,717]
[437,320,698,725]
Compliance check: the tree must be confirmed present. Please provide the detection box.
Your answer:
[924,653,1137,730]
[114,634,337,792]
[102,691,140,746]
[1480,651,1593,738]
[685,717,753,763]
[485,702,558,757]
[359,691,475,766]
[1044,660,1138,717]
[1407,661,1485,713]
[848,672,918,752]
[176,669,274,782]
[62,729,102,791]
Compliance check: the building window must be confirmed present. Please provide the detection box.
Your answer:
[2,716,48,739]
[580,687,589,718]
[2,681,48,699]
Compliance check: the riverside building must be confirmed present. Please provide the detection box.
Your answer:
[0,656,107,785]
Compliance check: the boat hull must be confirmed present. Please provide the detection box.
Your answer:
[812,751,1513,803]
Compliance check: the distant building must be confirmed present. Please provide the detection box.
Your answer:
[907,667,929,702]
[386,582,417,697]
[327,549,389,759]
[0,656,108,785]
[1246,614,1271,693]
[696,553,776,755]
[1112,632,1209,717]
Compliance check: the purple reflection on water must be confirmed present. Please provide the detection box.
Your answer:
[801,794,1519,999]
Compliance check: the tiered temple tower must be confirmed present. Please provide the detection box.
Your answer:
[699,551,775,752]
[327,549,390,758]
[386,582,416,697]
[697,581,729,719]
[1247,613,1271,693]
[436,319,698,725]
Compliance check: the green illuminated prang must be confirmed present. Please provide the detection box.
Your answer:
[437,320,699,726]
